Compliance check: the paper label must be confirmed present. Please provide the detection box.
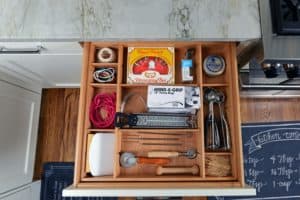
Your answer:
[147,86,201,109]
[147,86,185,108]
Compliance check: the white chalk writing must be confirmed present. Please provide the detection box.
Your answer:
[244,157,264,168]
[248,168,264,180]
[245,128,300,154]
[247,179,267,193]
[270,167,298,179]
[278,180,293,192]
[270,154,295,168]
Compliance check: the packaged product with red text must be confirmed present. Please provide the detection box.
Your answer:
[127,47,175,84]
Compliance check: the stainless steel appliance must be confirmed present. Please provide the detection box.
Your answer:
[240,0,300,90]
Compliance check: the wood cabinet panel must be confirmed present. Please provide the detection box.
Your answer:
[34,89,79,179]
[240,98,300,123]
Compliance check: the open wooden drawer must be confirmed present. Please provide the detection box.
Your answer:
[64,41,256,197]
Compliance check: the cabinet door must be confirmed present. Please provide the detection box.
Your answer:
[1,187,31,200]
[0,181,40,200]
[0,80,41,194]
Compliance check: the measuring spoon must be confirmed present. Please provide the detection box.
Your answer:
[204,88,221,150]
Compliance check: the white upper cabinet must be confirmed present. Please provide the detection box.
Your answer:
[0,42,82,88]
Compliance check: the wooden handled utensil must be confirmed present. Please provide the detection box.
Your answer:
[148,149,197,159]
[120,152,170,168]
[137,157,170,165]
[156,165,199,175]
[148,151,180,158]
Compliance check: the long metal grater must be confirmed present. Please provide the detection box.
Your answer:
[115,112,197,128]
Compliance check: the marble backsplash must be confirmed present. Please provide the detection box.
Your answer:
[0,0,261,41]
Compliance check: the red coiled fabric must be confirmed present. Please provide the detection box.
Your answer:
[89,93,116,128]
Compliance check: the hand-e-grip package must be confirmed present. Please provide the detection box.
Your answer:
[147,86,200,111]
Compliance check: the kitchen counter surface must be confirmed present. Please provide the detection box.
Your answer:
[0,0,260,41]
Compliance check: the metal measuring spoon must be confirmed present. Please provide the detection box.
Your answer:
[204,88,221,150]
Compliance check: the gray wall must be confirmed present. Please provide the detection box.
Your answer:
[0,0,261,41]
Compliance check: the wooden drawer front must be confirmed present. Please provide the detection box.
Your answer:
[73,42,244,188]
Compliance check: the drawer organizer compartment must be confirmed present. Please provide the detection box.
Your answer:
[74,42,244,188]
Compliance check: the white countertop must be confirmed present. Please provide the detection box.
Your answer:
[63,185,256,197]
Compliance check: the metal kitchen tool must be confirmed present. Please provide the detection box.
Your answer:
[147,149,198,159]
[141,142,182,146]
[122,134,183,146]
[123,136,180,141]
[119,152,170,168]
[137,131,193,137]
[156,165,199,175]
[215,90,231,151]
[115,112,197,129]
[204,88,220,150]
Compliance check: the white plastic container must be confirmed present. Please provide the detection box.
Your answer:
[89,133,115,176]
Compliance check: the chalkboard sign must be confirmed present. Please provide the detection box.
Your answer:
[209,122,300,200]
[41,162,117,200]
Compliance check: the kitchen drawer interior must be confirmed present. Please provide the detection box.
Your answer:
[74,42,244,187]
[118,130,203,180]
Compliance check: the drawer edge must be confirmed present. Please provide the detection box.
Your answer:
[63,184,256,197]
